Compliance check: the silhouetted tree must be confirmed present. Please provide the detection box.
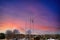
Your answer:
[34,36,40,40]
[13,29,20,40]
[5,30,13,40]
[0,33,5,39]
[13,29,20,34]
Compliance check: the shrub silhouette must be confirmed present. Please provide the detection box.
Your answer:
[0,33,5,39]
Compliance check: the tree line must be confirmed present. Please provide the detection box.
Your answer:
[0,29,60,40]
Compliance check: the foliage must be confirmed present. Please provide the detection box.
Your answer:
[0,33,5,39]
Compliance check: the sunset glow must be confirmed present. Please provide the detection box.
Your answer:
[0,0,60,34]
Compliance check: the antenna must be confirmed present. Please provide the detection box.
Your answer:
[25,11,35,40]
[30,15,34,34]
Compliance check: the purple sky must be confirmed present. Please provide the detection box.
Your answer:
[0,0,60,34]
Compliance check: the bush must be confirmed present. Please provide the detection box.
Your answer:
[0,33,5,39]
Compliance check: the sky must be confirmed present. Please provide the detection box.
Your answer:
[0,0,60,34]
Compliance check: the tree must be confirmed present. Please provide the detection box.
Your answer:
[0,33,5,39]
[13,29,20,34]
[34,36,40,40]
[5,30,13,39]
[13,29,20,39]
